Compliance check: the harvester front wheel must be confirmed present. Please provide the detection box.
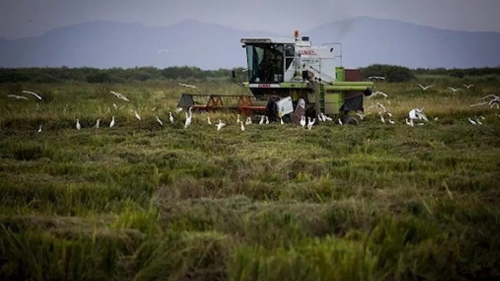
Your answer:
[282,114,292,123]
[341,116,359,126]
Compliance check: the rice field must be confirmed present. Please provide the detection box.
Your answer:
[1,77,500,281]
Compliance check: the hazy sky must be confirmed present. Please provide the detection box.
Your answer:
[1,0,499,39]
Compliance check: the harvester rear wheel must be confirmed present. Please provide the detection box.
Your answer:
[342,116,359,125]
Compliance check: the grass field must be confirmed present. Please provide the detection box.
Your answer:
[1,78,500,281]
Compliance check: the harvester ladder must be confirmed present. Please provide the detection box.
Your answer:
[318,83,325,114]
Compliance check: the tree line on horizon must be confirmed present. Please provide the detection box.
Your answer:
[0,65,499,84]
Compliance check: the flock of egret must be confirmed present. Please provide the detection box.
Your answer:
[415,83,475,92]
[5,85,499,133]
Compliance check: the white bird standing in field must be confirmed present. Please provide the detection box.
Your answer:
[417,84,434,91]
[184,107,193,128]
[7,94,29,100]
[299,116,306,127]
[240,121,245,131]
[169,112,174,123]
[134,110,141,120]
[280,117,284,125]
[110,116,115,128]
[265,116,269,124]
[76,119,81,130]
[379,113,385,123]
[307,117,315,130]
[94,119,100,129]
[245,117,252,125]
[216,120,226,131]
[259,115,265,125]
[338,118,343,125]
[156,116,163,126]
[388,119,395,124]
[184,113,192,129]
[38,124,43,133]
[236,114,241,124]
[323,113,333,121]
[207,116,212,125]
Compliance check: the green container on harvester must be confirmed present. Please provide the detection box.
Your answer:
[324,91,343,115]
[335,67,345,82]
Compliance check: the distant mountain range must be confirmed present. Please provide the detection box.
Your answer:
[1,16,499,70]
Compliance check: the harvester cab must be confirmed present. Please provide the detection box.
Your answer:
[238,30,374,124]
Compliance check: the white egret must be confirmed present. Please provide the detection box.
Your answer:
[216,120,226,131]
[184,113,192,129]
[22,90,42,100]
[417,84,434,91]
[178,83,196,88]
[110,91,129,101]
[405,118,414,126]
[307,117,315,130]
[134,110,141,120]
[299,116,306,127]
[156,116,163,126]
[7,94,28,100]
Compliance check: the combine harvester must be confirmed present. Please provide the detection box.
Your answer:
[177,30,374,125]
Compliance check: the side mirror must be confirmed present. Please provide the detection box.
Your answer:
[241,45,246,48]
[330,48,334,53]
[232,70,236,79]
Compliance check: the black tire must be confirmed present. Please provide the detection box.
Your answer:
[282,114,291,123]
[342,116,359,125]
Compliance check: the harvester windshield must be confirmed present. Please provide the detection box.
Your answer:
[245,44,285,83]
